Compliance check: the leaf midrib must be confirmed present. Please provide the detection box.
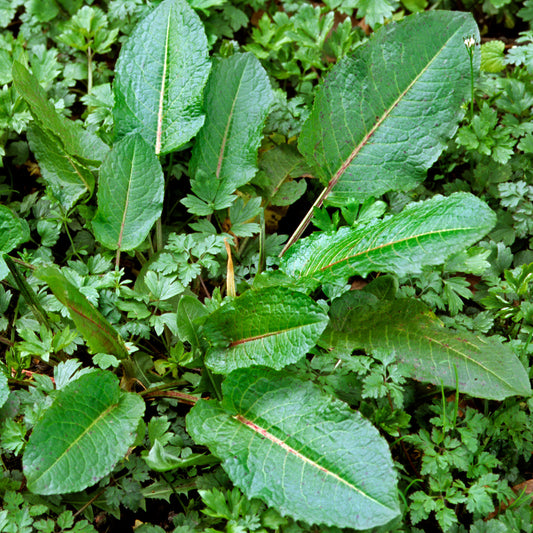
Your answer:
[116,141,137,252]
[31,400,119,485]
[367,311,518,391]
[215,65,246,180]
[316,226,479,274]
[67,297,122,353]
[233,413,394,511]
[155,9,172,155]
[229,320,324,347]
[325,26,461,197]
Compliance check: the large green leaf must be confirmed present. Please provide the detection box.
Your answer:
[201,287,329,374]
[113,0,210,154]
[187,367,400,529]
[299,11,479,207]
[23,370,145,494]
[281,193,495,284]
[27,124,94,210]
[92,133,164,252]
[36,266,129,359]
[320,292,532,400]
[12,62,108,165]
[189,52,273,191]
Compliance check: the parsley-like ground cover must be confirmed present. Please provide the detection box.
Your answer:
[1,1,533,532]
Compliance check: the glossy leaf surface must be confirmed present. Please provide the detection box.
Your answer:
[12,62,108,165]
[281,193,495,284]
[187,367,400,529]
[189,52,273,191]
[321,292,531,400]
[36,266,129,358]
[24,371,145,494]
[113,0,210,154]
[299,11,479,206]
[92,133,164,251]
[201,287,328,373]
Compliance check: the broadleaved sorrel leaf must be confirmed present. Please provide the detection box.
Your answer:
[36,266,129,358]
[201,287,328,374]
[92,133,164,252]
[281,193,495,284]
[186,367,400,529]
[12,62,109,165]
[23,370,145,494]
[189,52,273,192]
[113,0,210,154]
[299,11,479,207]
[320,292,531,400]
[27,124,94,210]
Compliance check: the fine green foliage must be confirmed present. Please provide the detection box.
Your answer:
[187,366,400,530]
[23,370,145,495]
[1,1,533,531]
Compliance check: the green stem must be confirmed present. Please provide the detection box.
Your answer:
[469,51,474,121]
[156,217,163,253]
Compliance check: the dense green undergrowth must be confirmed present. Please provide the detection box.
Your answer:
[2,0,533,532]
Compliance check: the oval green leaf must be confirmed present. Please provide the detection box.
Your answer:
[320,292,532,400]
[299,11,479,206]
[201,287,329,374]
[187,367,400,529]
[92,132,164,252]
[23,370,145,495]
[113,0,210,154]
[189,52,273,192]
[281,193,495,284]
[36,266,129,358]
